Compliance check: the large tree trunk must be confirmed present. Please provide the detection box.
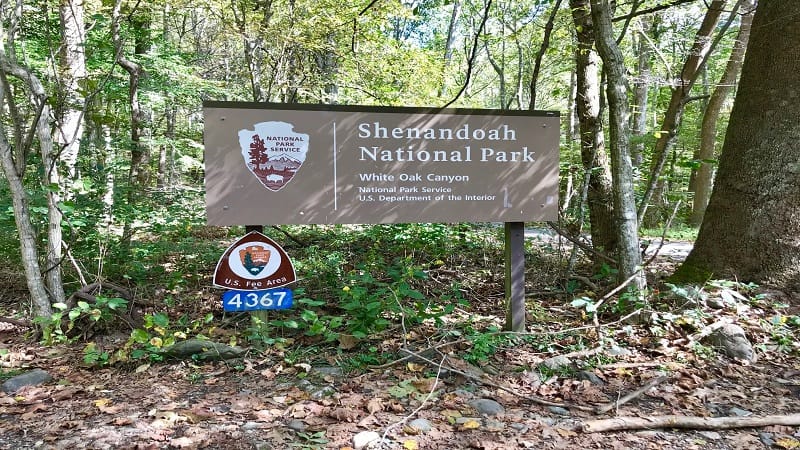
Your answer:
[674,1,800,289]
[569,0,616,256]
[638,0,729,226]
[689,0,754,226]
[589,0,644,289]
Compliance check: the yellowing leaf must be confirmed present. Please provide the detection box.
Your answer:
[406,362,425,372]
[556,427,577,437]
[459,419,481,430]
[441,409,462,424]
[403,439,418,450]
[777,438,800,449]
[94,398,112,407]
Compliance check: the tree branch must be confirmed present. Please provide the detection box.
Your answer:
[443,0,492,108]
[612,0,697,23]
[583,414,800,433]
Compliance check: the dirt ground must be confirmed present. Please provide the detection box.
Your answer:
[1,304,799,450]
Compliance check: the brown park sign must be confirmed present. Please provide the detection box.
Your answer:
[213,231,296,290]
[203,102,559,225]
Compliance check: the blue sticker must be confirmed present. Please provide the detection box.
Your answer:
[222,288,293,312]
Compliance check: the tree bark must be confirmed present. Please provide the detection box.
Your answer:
[589,0,644,289]
[674,1,800,290]
[689,0,754,225]
[569,0,616,256]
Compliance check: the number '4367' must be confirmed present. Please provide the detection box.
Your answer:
[222,288,293,311]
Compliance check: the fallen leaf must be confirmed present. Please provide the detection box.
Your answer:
[406,362,425,372]
[459,419,481,430]
[441,409,462,424]
[169,436,195,448]
[555,427,577,437]
[94,398,112,408]
[135,363,151,373]
[367,397,384,414]
[777,437,800,449]
[113,417,133,426]
[411,378,437,392]
[98,404,123,414]
[329,407,360,422]
[294,363,311,373]
[403,439,418,450]
[338,334,359,350]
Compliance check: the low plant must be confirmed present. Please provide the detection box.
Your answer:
[35,296,129,345]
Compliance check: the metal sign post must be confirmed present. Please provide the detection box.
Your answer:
[504,222,526,332]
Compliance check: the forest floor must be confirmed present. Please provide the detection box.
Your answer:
[1,232,800,450]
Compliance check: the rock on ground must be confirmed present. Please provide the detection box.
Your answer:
[1,369,52,393]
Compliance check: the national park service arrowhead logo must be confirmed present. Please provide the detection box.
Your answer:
[213,231,296,290]
[238,121,309,191]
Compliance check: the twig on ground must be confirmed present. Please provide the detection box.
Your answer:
[582,413,800,433]
[398,347,596,412]
[371,309,647,370]
[381,353,447,442]
[593,376,669,414]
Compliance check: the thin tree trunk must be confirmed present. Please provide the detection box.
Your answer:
[689,0,754,225]
[157,102,176,189]
[589,0,644,289]
[638,0,732,225]
[112,0,147,186]
[39,100,67,307]
[56,0,87,189]
[528,0,563,110]
[439,0,461,97]
[570,0,616,256]
[0,54,54,318]
[631,18,653,167]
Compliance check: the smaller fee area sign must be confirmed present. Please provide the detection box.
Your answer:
[213,231,296,312]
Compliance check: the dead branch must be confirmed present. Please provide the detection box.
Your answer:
[594,376,668,414]
[583,413,800,433]
[67,281,133,307]
[547,221,616,265]
[0,317,32,327]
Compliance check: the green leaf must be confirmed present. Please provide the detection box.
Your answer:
[300,310,318,322]
[131,329,150,344]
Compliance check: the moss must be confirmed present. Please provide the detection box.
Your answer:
[668,261,714,284]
